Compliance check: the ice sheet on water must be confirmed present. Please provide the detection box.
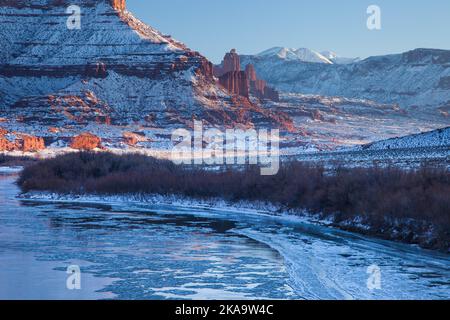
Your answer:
[3,176,450,300]
[0,166,23,175]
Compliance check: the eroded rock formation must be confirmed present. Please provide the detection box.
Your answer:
[214,50,279,102]
[19,135,46,152]
[0,132,45,152]
[0,128,14,151]
[0,137,15,152]
[70,133,102,150]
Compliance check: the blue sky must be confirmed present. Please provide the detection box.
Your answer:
[127,0,450,63]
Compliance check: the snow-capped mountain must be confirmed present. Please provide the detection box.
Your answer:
[0,0,292,152]
[241,48,450,111]
[254,47,360,65]
[256,47,333,64]
[320,51,361,64]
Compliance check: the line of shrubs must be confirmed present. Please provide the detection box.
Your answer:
[18,152,450,249]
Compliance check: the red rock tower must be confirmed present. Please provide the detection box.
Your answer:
[245,64,257,82]
[222,49,241,74]
[214,50,279,101]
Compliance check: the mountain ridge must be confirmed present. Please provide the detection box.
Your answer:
[240,48,450,110]
[256,47,333,64]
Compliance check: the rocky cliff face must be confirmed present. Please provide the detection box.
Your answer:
[218,71,249,98]
[245,64,258,82]
[0,0,213,116]
[0,0,293,153]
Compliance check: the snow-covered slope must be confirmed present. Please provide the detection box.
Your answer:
[241,48,450,111]
[358,127,450,151]
[0,0,289,141]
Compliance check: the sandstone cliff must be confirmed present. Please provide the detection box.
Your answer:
[218,71,249,98]
[70,133,102,150]
[0,130,45,152]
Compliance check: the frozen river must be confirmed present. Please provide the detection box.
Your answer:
[0,173,448,300]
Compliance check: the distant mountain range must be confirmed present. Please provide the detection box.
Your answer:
[241,48,450,112]
[254,47,360,65]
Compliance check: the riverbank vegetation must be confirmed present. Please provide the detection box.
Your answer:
[18,152,450,250]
